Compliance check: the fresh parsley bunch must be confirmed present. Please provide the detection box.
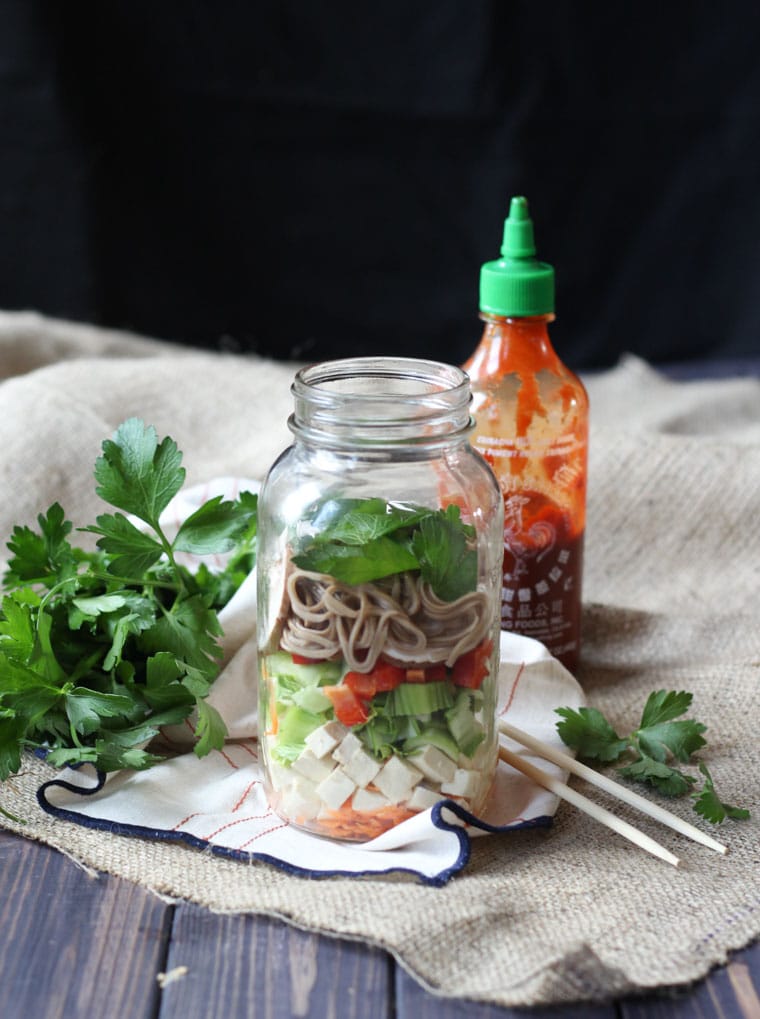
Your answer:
[556,691,750,825]
[0,418,257,780]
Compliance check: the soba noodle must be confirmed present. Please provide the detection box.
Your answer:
[280,567,490,671]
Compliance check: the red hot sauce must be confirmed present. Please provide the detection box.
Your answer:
[464,198,589,671]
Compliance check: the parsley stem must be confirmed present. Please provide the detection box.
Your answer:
[68,719,83,748]
[0,805,25,825]
[38,576,78,614]
[87,568,180,591]
[149,519,188,596]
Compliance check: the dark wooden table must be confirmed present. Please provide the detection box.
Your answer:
[3,357,759,1019]
[1,826,758,1018]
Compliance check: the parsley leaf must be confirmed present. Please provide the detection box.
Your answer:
[312,498,428,546]
[0,716,25,779]
[293,536,419,586]
[555,706,629,762]
[138,595,223,682]
[617,755,696,797]
[191,491,259,611]
[194,699,227,756]
[636,718,707,764]
[174,494,257,556]
[0,595,37,661]
[94,418,185,528]
[65,688,135,737]
[84,513,165,577]
[412,505,477,602]
[5,503,78,591]
[692,763,750,824]
[639,689,695,728]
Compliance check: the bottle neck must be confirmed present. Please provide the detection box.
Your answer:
[464,313,561,379]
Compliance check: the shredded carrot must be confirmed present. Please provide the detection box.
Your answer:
[263,673,278,735]
[266,704,278,737]
[297,800,417,841]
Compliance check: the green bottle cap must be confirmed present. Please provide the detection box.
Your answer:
[479,196,555,316]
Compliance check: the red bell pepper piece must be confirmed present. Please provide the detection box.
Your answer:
[370,662,406,691]
[323,685,370,726]
[343,671,377,700]
[451,639,494,689]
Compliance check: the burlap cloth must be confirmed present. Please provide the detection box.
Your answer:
[0,310,757,1007]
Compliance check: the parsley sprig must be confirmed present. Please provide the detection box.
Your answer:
[0,419,257,780]
[556,691,750,825]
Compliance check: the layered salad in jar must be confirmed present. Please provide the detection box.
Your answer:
[259,496,498,841]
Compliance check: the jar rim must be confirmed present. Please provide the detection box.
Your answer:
[289,357,473,449]
[293,356,470,404]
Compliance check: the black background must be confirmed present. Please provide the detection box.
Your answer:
[2,1,760,370]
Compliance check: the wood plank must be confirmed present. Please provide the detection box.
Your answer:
[620,940,760,1018]
[0,828,170,1019]
[156,903,392,1019]
[395,966,618,1019]
[4,821,756,1019]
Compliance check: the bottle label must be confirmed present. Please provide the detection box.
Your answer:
[471,429,586,670]
[498,490,584,670]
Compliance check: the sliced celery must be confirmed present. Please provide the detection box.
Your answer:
[403,724,459,761]
[263,651,342,687]
[275,705,326,757]
[292,685,333,714]
[446,691,485,758]
[386,680,455,716]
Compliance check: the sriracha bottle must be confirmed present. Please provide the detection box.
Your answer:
[464,196,589,671]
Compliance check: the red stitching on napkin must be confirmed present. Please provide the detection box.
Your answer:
[217,748,240,770]
[500,662,525,717]
[204,812,274,840]
[232,779,262,812]
[236,741,258,760]
[157,726,184,748]
[238,822,289,848]
[172,811,203,831]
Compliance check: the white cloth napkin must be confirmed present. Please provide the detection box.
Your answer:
[37,481,585,885]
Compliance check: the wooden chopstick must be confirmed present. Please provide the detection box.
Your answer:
[499,719,728,856]
[498,744,681,867]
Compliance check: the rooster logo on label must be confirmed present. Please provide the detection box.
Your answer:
[502,494,556,581]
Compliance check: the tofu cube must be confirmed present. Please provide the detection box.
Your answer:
[342,747,381,788]
[304,720,348,759]
[352,787,392,813]
[441,768,481,800]
[408,745,457,785]
[316,768,357,811]
[408,785,443,812]
[332,731,364,766]
[281,776,320,821]
[291,749,335,783]
[373,755,423,804]
[267,758,292,793]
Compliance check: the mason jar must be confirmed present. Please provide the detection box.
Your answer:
[257,357,503,841]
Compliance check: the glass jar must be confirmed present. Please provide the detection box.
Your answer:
[256,357,503,841]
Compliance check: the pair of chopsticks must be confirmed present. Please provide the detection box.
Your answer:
[498,719,727,867]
